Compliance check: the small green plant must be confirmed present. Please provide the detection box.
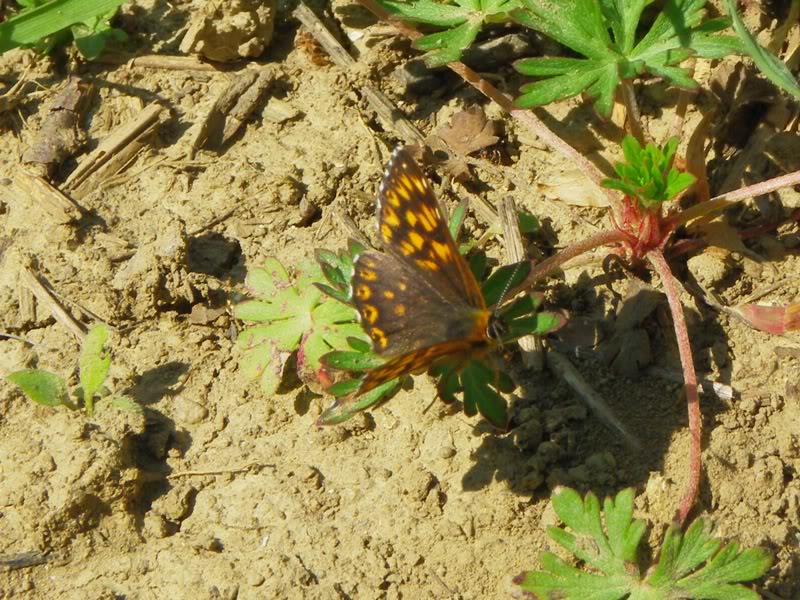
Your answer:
[6,324,140,416]
[511,0,742,117]
[234,257,367,396]
[0,0,126,58]
[514,487,772,599]
[603,136,695,209]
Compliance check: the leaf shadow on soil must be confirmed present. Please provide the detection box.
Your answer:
[124,360,197,535]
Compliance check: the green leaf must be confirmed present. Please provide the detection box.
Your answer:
[99,395,144,414]
[481,260,530,306]
[515,488,771,599]
[321,350,386,371]
[602,135,695,208]
[378,0,472,26]
[318,378,401,424]
[721,0,800,100]
[0,0,126,54]
[79,325,111,408]
[7,370,69,407]
[377,0,518,65]
[414,19,482,66]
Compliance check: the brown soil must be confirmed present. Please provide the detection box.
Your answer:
[1,1,799,598]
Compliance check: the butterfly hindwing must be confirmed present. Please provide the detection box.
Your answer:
[352,250,489,357]
[376,148,486,310]
[357,340,484,396]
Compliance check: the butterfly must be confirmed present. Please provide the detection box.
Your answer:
[349,147,503,396]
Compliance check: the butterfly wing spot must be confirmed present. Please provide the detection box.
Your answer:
[380,223,393,241]
[362,304,379,324]
[418,205,438,232]
[408,231,425,250]
[385,190,401,208]
[383,290,395,299]
[398,281,408,291]
[411,176,428,195]
[355,284,371,301]
[431,241,453,263]
[405,210,418,228]
[385,207,401,227]
[359,268,378,282]
[370,327,388,351]
[394,304,407,317]
[400,241,416,256]
[416,258,439,272]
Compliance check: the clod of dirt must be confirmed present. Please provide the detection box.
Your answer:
[179,0,276,62]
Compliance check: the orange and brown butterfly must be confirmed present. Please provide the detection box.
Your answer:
[348,146,501,397]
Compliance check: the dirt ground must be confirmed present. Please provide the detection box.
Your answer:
[1,1,799,598]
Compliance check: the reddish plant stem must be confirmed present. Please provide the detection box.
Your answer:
[648,249,701,526]
[355,0,623,214]
[502,229,627,302]
[669,168,800,229]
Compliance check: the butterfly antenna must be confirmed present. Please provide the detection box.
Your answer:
[493,261,524,314]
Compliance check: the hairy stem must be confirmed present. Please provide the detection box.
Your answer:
[669,168,800,228]
[648,250,701,526]
[503,229,626,301]
[355,0,622,214]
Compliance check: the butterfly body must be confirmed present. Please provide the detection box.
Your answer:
[350,147,497,396]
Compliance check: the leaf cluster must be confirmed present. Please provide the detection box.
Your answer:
[234,257,365,396]
[515,487,772,599]
[6,324,140,416]
[602,135,696,209]
[513,0,741,117]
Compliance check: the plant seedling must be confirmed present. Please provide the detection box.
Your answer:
[234,256,367,396]
[0,0,127,59]
[7,324,140,416]
[514,487,772,599]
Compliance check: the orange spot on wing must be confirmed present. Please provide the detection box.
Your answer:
[431,241,452,262]
[370,327,388,350]
[394,304,406,316]
[380,223,393,241]
[384,207,400,227]
[416,258,439,271]
[360,269,378,281]
[400,241,416,256]
[418,205,438,232]
[408,231,425,250]
[383,290,395,299]
[362,304,379,324]
[386,191,401,207]
[356,285,371,300]
[405,210,418,228]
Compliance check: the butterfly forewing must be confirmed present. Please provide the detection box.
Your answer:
[376,148,486,310]
[348,147,493,397]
